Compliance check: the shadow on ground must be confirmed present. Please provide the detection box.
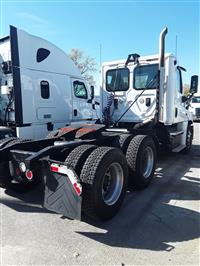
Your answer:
[0,183,51,213]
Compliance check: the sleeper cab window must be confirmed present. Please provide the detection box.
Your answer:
[37,48,50,63]
[73,81,88,99]
[40,80,50,99]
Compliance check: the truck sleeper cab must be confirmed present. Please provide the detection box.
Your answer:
[0,26,96,140]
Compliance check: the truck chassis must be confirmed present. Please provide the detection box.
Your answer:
[0,123,161,220]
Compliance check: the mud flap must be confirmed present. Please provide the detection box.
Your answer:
[43,162,82,220]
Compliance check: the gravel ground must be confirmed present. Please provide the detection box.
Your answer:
[0,123,200,266]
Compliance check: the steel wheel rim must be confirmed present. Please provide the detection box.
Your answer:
[142,146,154,178]
[102,162,124,205]
[186,129,192,148]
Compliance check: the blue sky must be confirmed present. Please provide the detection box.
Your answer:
[0,0,199,85]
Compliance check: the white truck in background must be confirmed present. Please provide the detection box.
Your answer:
[0,26,97,140]
[189,94,200,121]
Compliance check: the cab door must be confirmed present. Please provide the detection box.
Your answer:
[128,64,158,121]
[104,64,158,123]
[71,78,92,122]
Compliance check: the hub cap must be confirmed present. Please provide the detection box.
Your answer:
[102,162,124,205]
[141,147,154,178]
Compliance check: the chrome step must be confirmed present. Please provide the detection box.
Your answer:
[172,145,186,152]
[170,130,184,137]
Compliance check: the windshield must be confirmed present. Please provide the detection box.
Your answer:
[192,97,200,103]
[133,64,158,90]
[106,68,129,92]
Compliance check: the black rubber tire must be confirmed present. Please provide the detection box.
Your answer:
[65,144,97,177]
[112,134,134,154]
[0,161,11,188]
[0,137,18,149]
[0,137,20,188]
[126,135,157,190]
[1,138,31,148]
[182,124,193,154]
[0,138,41,192]
[80,146,128,220]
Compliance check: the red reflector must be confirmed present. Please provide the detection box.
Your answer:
[51,166,59,172]
[26,170,33,180]
[73,183,81,196]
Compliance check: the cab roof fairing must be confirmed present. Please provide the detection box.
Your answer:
[12,25,82,78]
[101,53,175,69]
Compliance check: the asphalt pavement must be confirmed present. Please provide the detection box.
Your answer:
[0,123,200,265]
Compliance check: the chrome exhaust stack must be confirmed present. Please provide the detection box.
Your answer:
[159,27,168,68]
[156,27,168,123]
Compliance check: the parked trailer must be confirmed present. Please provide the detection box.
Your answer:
[0,27,198,221]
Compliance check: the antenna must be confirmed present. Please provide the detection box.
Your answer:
[175,35,178,59]
[99,44,102,74]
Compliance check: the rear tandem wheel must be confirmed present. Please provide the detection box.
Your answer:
[65,144,97,176]
[112,134,134,154]
[126,135,157,190]
[80,146,128,220]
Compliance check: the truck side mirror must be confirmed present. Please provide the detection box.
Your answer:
[190,75,198,94]
[90,85,94,100]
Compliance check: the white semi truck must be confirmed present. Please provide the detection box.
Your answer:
[0,27,198,221]
[0,26,97,139]
[189,94,200,121]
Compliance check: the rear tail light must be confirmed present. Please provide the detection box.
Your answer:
[25,170,33,180]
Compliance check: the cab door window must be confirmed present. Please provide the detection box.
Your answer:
[73,81,88,99]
